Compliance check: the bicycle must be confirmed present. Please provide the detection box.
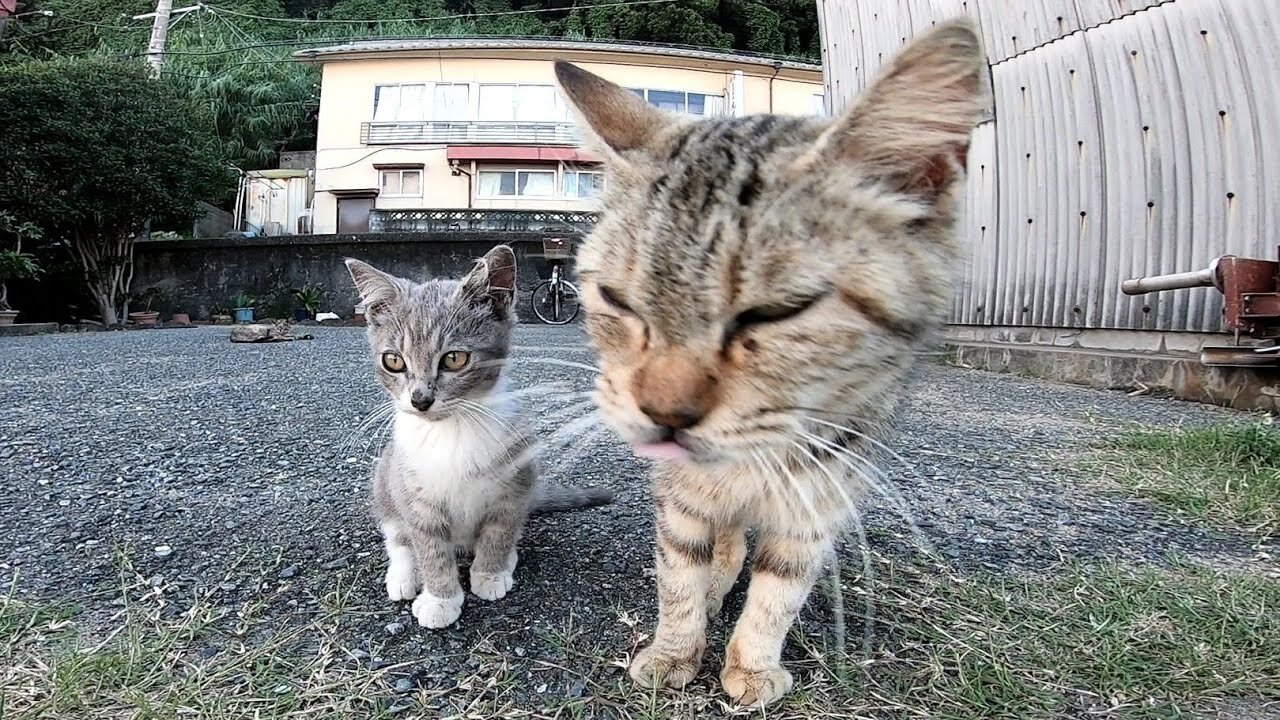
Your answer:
[530,261,582,325]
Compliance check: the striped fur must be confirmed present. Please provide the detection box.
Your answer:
[556,19,988,707]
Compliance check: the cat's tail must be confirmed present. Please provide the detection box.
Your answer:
[531,484,614,515]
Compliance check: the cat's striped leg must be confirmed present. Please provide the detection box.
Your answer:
[409,514,464,629]
[706,526,747,619]
[470,505,522,601]
[720,532,830,707]
[629,497,714,689]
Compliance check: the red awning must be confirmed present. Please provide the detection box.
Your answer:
[446,146,602,164]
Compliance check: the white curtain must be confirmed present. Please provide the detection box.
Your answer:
[516,86,556,121]
[479,85,515,121]
[519,171,555,197]
[398,85,426,121]
[478,171,507,197]
[705,95,726,117]
[433,84,469,121]
[373,85,400,122]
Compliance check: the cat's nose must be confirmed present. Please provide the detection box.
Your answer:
[410,390,435,411]
[639,405,704,431]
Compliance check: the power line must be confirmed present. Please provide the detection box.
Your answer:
[204,0,682,25]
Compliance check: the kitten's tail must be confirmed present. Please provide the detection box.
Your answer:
[531,484,614,515]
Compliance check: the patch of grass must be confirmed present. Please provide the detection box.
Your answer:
[1095,420,1280,536]
[4,550,1278,719]
[1,553,399,720]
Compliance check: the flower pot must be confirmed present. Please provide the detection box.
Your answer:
[129,311,160,327]
[293,307,312,322]
[233,307,255,323]
[0,310,17,326]
[171,313,191,326]
[354,302,367,326]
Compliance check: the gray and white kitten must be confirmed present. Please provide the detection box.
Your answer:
[345,245,611,628]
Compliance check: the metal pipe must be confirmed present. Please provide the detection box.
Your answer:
[1121,258,1223,295]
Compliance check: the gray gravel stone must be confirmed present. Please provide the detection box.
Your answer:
[1,325,1274,714]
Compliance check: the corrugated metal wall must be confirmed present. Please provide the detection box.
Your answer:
[817,0,1278,333]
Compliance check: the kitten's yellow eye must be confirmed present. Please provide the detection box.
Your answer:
[381,352,406,373]
[440,351,470,372]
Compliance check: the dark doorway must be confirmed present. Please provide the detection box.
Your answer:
[337,197,373,234]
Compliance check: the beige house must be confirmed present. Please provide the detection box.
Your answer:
[296,39,824,235]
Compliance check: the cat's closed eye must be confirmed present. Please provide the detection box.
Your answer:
[597,286,634,315]
[727,294,826,338]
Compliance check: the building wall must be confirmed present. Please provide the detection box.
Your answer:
[312,51,824,234]
[818,0,1278,334]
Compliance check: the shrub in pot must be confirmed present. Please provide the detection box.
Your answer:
[231,293,256,323]
[292,284,323,321]
[127,287,162,327]
[0,213,43,326]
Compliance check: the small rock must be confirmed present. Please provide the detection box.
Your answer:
[279,564,298,579]
[220,582,237,592]
[386,622,405,636]
[321,558,348,570]
[393,678,413,693]
[154,545,173,558]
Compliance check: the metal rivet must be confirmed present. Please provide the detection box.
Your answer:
[1227,192,1235,199]
[1027,218,1034,224]
[1142,306,1152,313]
[1142,125,1150,131]
[1147,201,1155,208]
[1080,211,1087,217]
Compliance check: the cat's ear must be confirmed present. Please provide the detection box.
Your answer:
[345,258,402,317]
[461,245,517,319]
[797,19,988,200]
[554,60,672,157]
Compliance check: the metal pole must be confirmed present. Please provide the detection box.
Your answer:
[145,0,172,76]
[1120,260,1222,296]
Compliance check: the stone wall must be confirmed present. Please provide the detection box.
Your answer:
[130,232,577,322]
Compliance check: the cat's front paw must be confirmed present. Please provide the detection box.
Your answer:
[411,590,464,628]
[384,564,418,602]
[629,644,702,689]
[720,664,793,708]
[469,568,514,601]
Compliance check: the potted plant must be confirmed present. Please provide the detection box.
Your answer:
[128,287,162,327]
[231,293,257,324]
[292,284,323,321]
[0,212,42,326]
[170,307,191,326]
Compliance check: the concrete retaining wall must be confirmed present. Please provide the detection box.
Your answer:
[131,233,576,323]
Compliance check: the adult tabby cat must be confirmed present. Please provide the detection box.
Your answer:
[346,246,611,628]
[553,20,987,707]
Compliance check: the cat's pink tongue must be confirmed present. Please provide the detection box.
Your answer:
[633,441,693,462]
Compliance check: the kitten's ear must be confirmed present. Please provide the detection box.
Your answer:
[345,258,402,317]
[798,19,988,200]
[461,245,517,319]
[554,60,672,157]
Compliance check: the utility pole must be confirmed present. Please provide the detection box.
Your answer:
[145,0,173,76]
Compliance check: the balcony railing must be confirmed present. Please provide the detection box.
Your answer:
[370,208,599,234]
[361,121,580,146]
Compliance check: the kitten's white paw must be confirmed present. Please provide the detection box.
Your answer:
[384,564,418,602]
[411,590,464,628]
[470,568,514,601]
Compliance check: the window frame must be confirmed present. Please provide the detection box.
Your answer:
[626,87,723,116]
[476,168,558,199]
[562,169,606,200]
[378,168,423,198]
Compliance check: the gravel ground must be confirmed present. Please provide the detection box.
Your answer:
[0,325,1273,712]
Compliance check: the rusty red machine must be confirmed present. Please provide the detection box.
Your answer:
[1122,248,1280,367]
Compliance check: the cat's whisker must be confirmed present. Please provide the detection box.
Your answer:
[539,424,610,478]
[511,357,603,374]
[764,447,824,531]
[797,431,935,557]
[797,410,939,492]
[787,440,874,661]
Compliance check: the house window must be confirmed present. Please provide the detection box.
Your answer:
[628,88,723,116]
[812,93,826,116]
[563,170,605,199]
[432,84,470,121]
[373,84,428,122]
[380,169,422,197]
[477,169,556,198]
[478,84,566,122]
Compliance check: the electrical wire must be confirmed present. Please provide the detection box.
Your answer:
[204,0,682,25]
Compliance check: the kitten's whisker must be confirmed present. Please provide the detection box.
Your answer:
[337,403,395,460]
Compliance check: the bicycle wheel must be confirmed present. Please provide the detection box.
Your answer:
[530,280,582,324]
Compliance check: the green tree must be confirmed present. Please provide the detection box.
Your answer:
[0,57,232,324]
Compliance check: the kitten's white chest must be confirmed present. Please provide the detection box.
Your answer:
[392,411,509,544]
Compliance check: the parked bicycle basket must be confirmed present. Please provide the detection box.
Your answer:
[542,237,572,260]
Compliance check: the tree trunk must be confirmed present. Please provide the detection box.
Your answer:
[93,288,118,326]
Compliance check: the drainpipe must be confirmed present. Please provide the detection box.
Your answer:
[768,61,783,113]
[450,160,473,209]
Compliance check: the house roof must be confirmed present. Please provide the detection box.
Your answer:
[293,36,821,75]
